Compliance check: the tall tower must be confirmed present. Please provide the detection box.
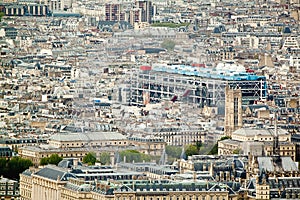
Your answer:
[105,3,125,21]
[224,86,243,136]
[129,8,141,26]
[135,0,153,23]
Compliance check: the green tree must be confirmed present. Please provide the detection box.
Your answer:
[0,12,4,22]
[195,141,202,152]
[161,39,176,51]
[185,144,198,157]
[83,152,96,165]
[48,154,63,165]
[0,158,7,175]
[208,144,218,155]
[151,22,190,28]
[40,157,48,166]
[6,157,33,179]
[165,145,182,159]
[233,148,241,154]
[39,154,63,166]
[99,152,110,165]
[208,136,232,155]
[220,136,231,140]
[119,150,151,163]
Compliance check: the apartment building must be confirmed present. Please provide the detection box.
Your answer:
[127,136,165,156]
[218,127,296,160]
[105,3,125,21]
[20,163,237,200]
[0,177,19,200]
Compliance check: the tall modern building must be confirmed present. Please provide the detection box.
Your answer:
[105,3,125,21]
[44,0,64,11]
[104,1,153,24]
[129,8,141,25]
[135,0,153,23]
[224,86,243,136]
[3,4,49,16]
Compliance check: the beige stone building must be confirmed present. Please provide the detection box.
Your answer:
[48,131,128,148]
[20,164,237,200]
[218,127,296,160]
[224,86,243,136]
[19,132,166,166]
[0,177,19,200]
[127,136,166,156]
[20,166,76,200]
[219,140,296,160]
[19,145,92,166]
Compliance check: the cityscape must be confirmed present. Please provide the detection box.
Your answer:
[0,0,300,199]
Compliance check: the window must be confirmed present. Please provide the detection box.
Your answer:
[234,97,239,126]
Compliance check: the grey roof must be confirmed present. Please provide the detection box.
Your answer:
[257,156,298,173]
[219,139,241,145]
[0,177,18,184]
[49,132,89,142]
[34,165,76,181]
[257,157,274,172]
[58,158,83,168]
[22,169,33,176]
[64,182,93,192]
[233,128,288,137]
[281,157,298,171]
[49,131,126,142]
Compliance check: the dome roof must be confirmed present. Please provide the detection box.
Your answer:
[225,157,244,169]
[282,26,291,34]
[213,27,221,34]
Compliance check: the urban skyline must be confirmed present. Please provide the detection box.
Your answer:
[0,0,300,199]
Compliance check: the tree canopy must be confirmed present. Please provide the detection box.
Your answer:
[208,136,232,155]
[0,157,33,180]
[151,22,190,28]
[185,144,198,157]
[233,148,242,154]
[161,39,176,51]
[165,145,182,158]
[119,150,151,163]
[83,152,96,165]
[208,144,218,155]
[40,154,63,166]
[99,152,111,165]
[0,12,4,22]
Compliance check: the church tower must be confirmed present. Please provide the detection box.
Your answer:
[224,86,243,136]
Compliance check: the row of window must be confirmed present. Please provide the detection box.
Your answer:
[59,141,127,147]
[116,195,227,200]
